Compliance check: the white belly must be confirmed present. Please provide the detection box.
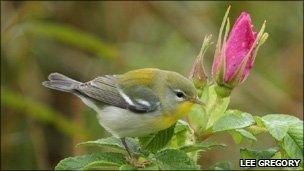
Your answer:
[79,95,167,138]
[97,106,165,138]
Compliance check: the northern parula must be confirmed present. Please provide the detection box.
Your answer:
[43,68,202,155]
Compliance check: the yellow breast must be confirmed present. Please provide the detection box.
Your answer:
[157,101,194,129]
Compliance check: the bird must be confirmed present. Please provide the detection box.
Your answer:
[42,68,202,157]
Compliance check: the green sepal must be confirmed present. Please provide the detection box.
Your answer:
[214,5,231,60]
[189,34,212,89]
[214,84,232,98]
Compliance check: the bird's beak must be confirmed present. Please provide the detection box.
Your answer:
[189,97,204,105]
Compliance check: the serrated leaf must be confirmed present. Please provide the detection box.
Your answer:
[155,149,199,170]
[240,148,278,160]
[179,142,226,153]
[262,114,301,141]
[280,121,303,159]
[139,124,175,153]
[77,137,141,155]
[213,110,255,132]
[55,152,126,170]
[210,161,233,170]
[262,114,303,166]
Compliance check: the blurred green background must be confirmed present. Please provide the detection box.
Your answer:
[1,1,303,170]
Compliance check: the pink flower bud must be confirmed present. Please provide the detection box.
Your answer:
[212,8,268,97]
[225,12,257,82]
[212,12,262,87]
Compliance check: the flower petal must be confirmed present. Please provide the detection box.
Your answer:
[212,53,221,76]
[224,12,257,82]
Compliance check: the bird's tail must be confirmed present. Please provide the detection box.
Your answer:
[42,73,81,92]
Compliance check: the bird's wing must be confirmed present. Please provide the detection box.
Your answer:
[76,75,159,113]
[118,84,160,113]
[76,75,127,109]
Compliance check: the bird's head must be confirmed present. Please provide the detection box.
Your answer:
[165,71,203,106]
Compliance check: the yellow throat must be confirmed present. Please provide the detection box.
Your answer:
[159,101,194,129]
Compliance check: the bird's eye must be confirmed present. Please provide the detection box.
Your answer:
[174,90,185,99]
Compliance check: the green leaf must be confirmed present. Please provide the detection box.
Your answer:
[246,116,268,135]
[137,164,159,170]
[240,148,278,160]
[261,114,303,163]
[229,130,243,144]
[168,120,193,148]
[213,110,255,132]
[21,22,119,59]
[119,164,135,170]
[139,124,175,153]
[120,164,159,171]
[77,136,123,149]
[179,142,226,153]
[55,152,126,170]
[188,104,207,133]
[280,121,303,159]
[236,129,257,141]
[210,161,233,170]
[246,125,267,135]
[155,149,199,170]
[271,151,282,159]
[262,114,302,141]
[174,120,192,135]
[229,129,257,144]
[254,116,265,128]
[82,161,121,170]
[77,137,141,155]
